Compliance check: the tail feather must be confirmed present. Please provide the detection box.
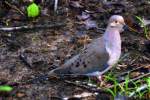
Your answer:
[48,66,72,76]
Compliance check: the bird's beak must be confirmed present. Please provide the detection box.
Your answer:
[123,24,129,31]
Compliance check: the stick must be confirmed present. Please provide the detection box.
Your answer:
[64,80,107,93]
[0,22,66,32]
[117,65,150,77]
[4,1,25,16]
[54,0,58,12]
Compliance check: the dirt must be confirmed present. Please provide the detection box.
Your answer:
[0,0,150,100]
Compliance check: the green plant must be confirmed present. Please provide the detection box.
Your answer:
[104,74,119,98]
[146,77,150,88]
[135,16,149,39]
[0,85,13,92]
[146,77,150,92]
[104,74,149,99]
[27,3,40,18]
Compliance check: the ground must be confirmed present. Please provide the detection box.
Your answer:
[0,0,150,99]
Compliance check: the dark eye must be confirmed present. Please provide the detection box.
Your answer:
[115,21,118,23]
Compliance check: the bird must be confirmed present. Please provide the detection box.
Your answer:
[48,15,127,80]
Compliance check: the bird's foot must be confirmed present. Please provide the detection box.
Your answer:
[97,75,103,81]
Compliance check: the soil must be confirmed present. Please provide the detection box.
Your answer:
[0,0,150,100]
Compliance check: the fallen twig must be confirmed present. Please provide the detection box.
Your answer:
[117,65,150,77]
[128,73,150,82]
[54,0,58,12]
[19,52,32,68]
[0,22,66,32]
[64,80,107,93]
[4,1,25,16]
[50,92,97,100]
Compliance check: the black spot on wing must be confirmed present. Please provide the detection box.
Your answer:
[82,62,87,68]
[75,61,80,67]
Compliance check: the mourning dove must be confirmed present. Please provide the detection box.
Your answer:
[48,15,127,79]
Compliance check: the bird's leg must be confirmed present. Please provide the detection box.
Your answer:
[96,65,113,81]
[97,75,102,81]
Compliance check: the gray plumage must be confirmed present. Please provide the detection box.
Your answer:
[48,15,126,77]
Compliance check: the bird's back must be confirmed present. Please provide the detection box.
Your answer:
[50,37,109,75]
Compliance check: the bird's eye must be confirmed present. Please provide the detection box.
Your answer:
[115,21,118,23]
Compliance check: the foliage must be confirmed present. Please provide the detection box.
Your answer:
[146,77,150,85]
[135,16,150,39]
[146,77,150,90]
[0,85,13,92]
[104,74,149,99]
[27,3,40,18]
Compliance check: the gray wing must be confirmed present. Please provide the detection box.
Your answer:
[48,37,110,76]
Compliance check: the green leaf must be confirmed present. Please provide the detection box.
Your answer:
[135,16,149,39]
[0,85,13,92]
[146,77,150,88]
[135,16,144,27]
[27,3,40,17]
[106,88,115,98]
[125,75,129,91]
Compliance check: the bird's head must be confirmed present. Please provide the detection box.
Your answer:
[108,15,127,32]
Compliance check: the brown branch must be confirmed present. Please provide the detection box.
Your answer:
[128,72,150,82]
[117,65,149,77]
[64,80,108,93]
[4,1,25,16]
[0,22,66,32]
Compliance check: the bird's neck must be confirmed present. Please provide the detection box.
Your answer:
[103,27,121,65]
[103,28,121,45]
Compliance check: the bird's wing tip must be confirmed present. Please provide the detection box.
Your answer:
[48,69,58,76]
